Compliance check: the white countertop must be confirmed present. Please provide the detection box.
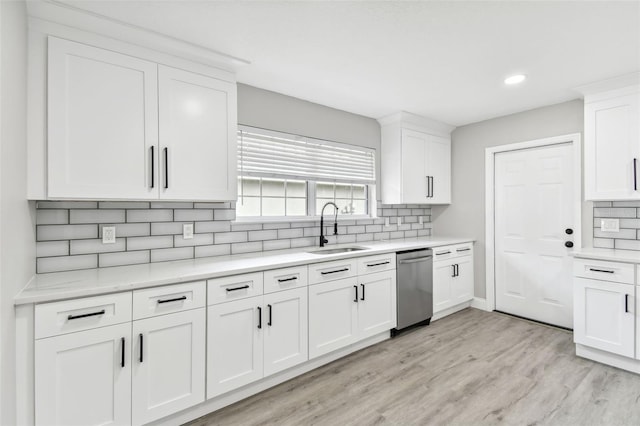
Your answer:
[572,247,640,264]
[16,237,474,305]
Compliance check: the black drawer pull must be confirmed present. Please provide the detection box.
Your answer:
[139,333,144,363]
[360,284,365,301]
[277,277,298,283]
[227,285,250,292]
[268,304,272,326]
[353,285,358,302]
[321,268,349,275]
[257,306,262,329]
[366,261,390,267]
[68,310,106,321]
[157,296,187,304]
[589,268,614,274]
[436,251,451,256]
[456,248,471,252]
[164,147,169,189]
[625,294,629,313]
[121,337,125,368]
[150,146,155,188]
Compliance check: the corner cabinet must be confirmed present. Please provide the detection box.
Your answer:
[379,112,454,205]
[579,76,640,200]
[36,36,237,201]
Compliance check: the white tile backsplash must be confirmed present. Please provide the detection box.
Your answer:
[593,205,640,251]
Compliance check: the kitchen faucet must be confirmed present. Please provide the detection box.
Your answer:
[319,202,338,247]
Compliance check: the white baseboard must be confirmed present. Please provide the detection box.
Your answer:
[432,301,471,321]
[471,297,489,311]
[576,344,640,374]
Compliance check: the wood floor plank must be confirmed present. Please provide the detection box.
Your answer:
[186,308,640,426]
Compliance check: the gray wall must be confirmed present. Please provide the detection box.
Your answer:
[432,99,586,299]
[237,84,382,196]
[0,0,36,423]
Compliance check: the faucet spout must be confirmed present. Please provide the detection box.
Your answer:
[319,202,339,248]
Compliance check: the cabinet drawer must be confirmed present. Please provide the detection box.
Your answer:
[133,281,205,320]
[264,266,308,294]
[308,258,357,285]
[207,273,264,305]
[35,292,132,339]
[356,253,396,276]
[433,243,473,261]
[574,259,635,284]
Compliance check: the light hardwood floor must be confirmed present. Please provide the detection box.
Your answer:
[186,308,640,425]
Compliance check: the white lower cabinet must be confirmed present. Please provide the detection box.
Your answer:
[358,270,397,339]
[132,309,206,425]
[574,277,635,358]
[433,245,474,315]
[35,323,132,426]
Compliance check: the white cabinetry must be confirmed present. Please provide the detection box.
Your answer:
[433,244,474,316]
[358,270,397,339]
[379,112,454,205]
[578,76,640,200]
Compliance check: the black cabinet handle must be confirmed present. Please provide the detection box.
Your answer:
[121,337,125,368]
[150,146,155,188]
[226,285,250,292]
[268,304,272,326]
[436,251,451,256]
[68,310,105,321]
[456,248,471,252]
[157,295,187,304]
[431,176,435,198]
[366,261,390,267]
[589,268,614,274]
[163,147,169,189]
[625,294,629,313]
[634,159,638,191]
[360,284,365,301]
[277,276,297,283]
[354,285,358,302]
[456,264,459,277]
[451,265,456,277]
[257,307,262,329]
[321,268,349,275]
[425,176,430,198]
[139,333,143,363]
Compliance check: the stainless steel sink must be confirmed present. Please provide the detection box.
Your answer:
[308,246,368,255]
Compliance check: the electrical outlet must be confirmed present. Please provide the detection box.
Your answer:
[102,226,116,244]
[397,217,402,226]
[183,223,194,239]
[419,216,424,225]
[600,218,620,233]
[384,217,390,227]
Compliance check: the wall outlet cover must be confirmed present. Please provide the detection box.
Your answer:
[419,216,424,225]
[102,226,116,244]
[600,218,620,233]
[397,217,402,226]
[183,223,194,239]
[384,217,390,227]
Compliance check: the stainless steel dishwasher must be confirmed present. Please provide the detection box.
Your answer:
[392,248,433,336]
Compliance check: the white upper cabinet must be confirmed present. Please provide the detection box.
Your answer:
[379,112,454,205]
[35,34,237,201]
[47,37,159,200]
[578,75,640,201]
[158,66,237,200]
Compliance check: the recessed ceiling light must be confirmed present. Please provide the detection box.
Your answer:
[505,74,527,85]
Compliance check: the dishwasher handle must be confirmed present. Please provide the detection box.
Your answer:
[398,255,433,265]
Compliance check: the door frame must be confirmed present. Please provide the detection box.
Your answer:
[485,133,582,311]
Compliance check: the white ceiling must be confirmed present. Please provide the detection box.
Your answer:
[56,0,640,126]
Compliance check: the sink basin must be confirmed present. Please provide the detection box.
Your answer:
[308,246,368,255]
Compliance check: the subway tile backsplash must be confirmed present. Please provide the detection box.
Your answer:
[35,201,433,273]
[593,201,640,250]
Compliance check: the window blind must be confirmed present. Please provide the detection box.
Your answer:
[238,126,376,184]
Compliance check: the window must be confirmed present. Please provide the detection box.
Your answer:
[237,126,375,219]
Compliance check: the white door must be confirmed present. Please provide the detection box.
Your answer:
[426,135,451,204]
[207,296,263,399]
[452,257,474,305]
[494,143,575,328]
[433,261,454,313]
[158,65,237,201]
[132,309,205,425]
[401,129,428,203]
[263,288,308,377]
[47,36,158,199]
[308,278,359,359]
[35,323,131,426]
[585,93,640,200]
[574,278,635,357]
[358,270,397,338]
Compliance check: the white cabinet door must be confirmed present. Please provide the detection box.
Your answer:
[426,135,451,204]
[35,323,132,426]
[452,257,474,305]
[309,277,359,359]
[207,296,263,398]
[158,66,237,201]
[263,288,308,377]
[401,129,428,203]
[585,92,640,200]
[47,36,158,199]
[358,270,397,339]
[574,278,635,358]
[433,261,454,313]
[132,309,205,425]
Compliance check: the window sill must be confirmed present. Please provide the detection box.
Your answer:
[234,215,375,225]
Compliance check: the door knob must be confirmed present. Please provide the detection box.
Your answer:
[565,228,573,235]
[565,241,574,248]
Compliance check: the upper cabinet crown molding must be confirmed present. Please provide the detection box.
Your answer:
[574,71,640,99]
[27,0,250,73]
[377,111,456,138]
